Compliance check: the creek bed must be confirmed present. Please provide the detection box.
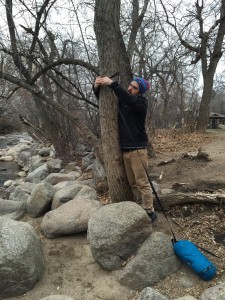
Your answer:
[0,133,30,187]
[0,161,20,187]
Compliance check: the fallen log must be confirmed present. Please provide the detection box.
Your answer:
[153,192,225,210]
[172,180,225,193]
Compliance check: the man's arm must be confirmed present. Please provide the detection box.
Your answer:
[101,77,147,113]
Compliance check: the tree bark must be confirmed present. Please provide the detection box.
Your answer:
[196,75,214,132]
[94,0,133,202]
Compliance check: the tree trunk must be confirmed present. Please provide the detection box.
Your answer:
[154,192,225,211]
[31,95,64,154]
[40,74,72,159]
[196,0,225,132]
[94,0,133,202]
[196,75,214,132]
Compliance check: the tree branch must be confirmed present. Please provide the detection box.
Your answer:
[47,70,99,109]
[5,0,30,79]
[0,71,98,145]
[31,58,99,84]
[159,0,199,54]
[127,0,150,58]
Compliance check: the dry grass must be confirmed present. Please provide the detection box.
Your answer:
[151,129,214,154]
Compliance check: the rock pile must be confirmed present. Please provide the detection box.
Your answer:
[0,135,224,300]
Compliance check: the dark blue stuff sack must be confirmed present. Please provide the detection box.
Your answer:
[173,240,217,281]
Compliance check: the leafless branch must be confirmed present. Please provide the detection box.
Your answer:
[159,0,199,54]
[127,0,150,58]
[30,59,99,84]
[47,69,99,109]
[0,70,98,144]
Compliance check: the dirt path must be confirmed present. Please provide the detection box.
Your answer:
[9,217,135,300]
[150,129,225,299]
[150,129,225,190]
[8,129,225,300]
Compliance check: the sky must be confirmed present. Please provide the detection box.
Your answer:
[0,0,94,43]
[0,0,224,88]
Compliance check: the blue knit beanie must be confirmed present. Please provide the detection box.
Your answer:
[133,77,150,94]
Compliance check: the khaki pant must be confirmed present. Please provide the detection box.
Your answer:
[123,149,153,213]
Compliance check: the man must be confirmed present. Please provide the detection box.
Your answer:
[94,76,157,223]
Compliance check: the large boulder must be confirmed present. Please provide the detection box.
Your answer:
[81,152,95,170]
[200,282,225,300]
[0,218,45,299]
[44,173,80,186]
[53,180,76,191]
[0,198,26,220]
[17,148,32,168]
[9,188,29,202]
[41,198,101,238]
[51,184,97,209]
[38,147,51,157]
[119,232,181,289]
[137,287,169,300]
[63,162,82,174]
[88,201,152,270]
[27,182,56,217]
[25,163,49,183]
[28,156,47,173]
[9,182,36,202]
[46,158,63,173]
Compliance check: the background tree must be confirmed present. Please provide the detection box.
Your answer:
[159,0,225,132]
[1,0,99,160]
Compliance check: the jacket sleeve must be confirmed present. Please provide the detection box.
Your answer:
[93,84,100,99]
[109,81,147,113]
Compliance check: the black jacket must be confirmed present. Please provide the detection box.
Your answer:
[94,81,148,150]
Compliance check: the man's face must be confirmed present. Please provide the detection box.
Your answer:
[127,81,140,96]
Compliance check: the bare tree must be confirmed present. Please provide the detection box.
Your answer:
[1,0,99,160]
[159,0,225,132]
